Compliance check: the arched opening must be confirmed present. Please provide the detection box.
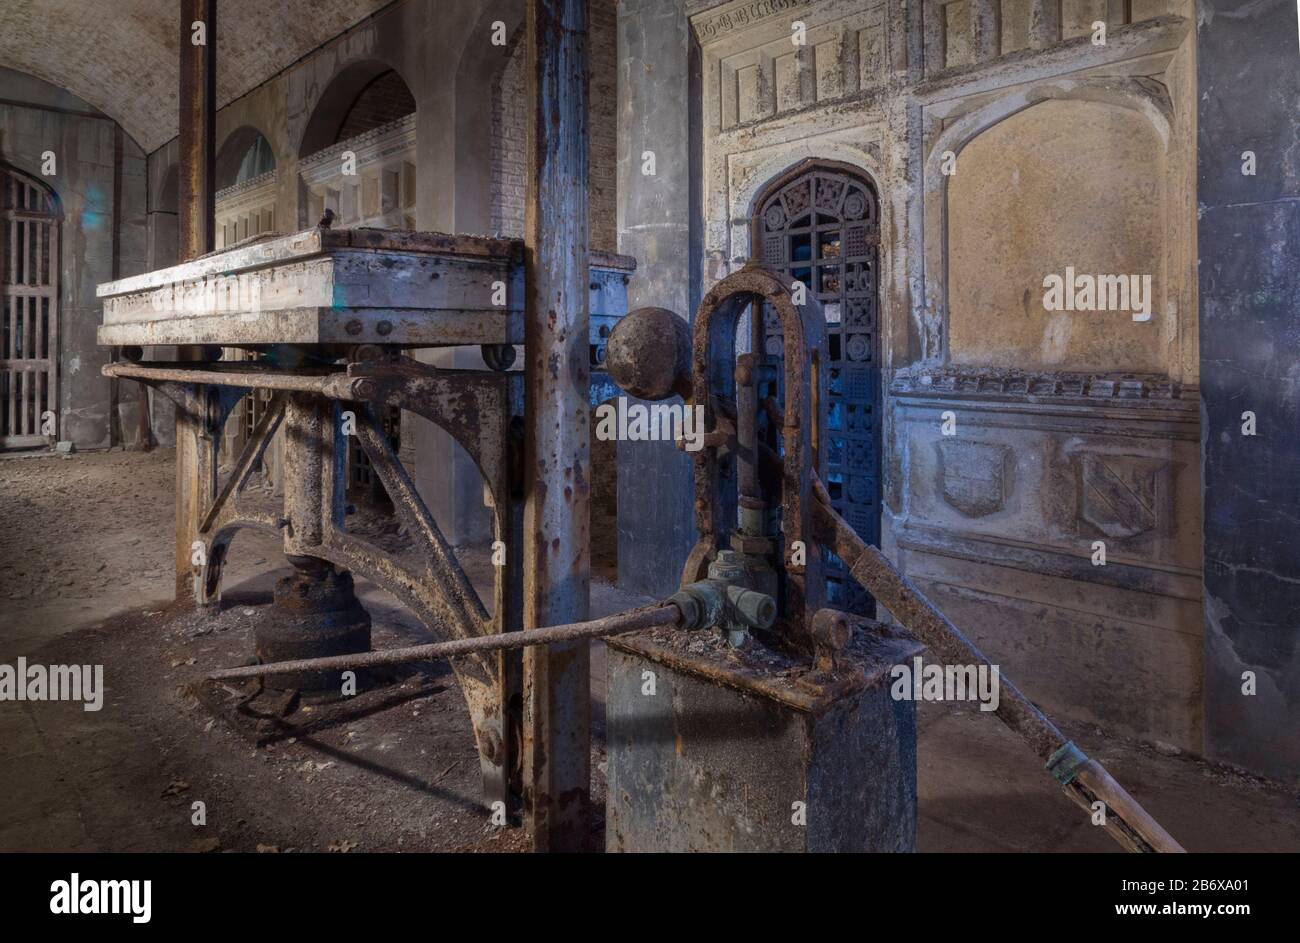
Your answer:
[215,126,275,191]
[751,159,881,613]
[299,63,416,161]
[336,70,417,142]
[0,162,61,450]
[214,127,278,251]
[298,63,417,231]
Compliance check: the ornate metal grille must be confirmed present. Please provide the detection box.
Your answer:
[755,164,881,613]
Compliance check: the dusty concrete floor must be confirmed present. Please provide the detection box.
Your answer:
[0,449,1296,853]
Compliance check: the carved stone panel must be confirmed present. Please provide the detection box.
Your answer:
[1076,452,1168,539]
[938,440,1010,518]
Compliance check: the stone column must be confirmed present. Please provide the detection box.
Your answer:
[615,0,696,598]
[1196,0,1300,782]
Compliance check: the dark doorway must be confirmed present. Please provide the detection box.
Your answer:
[752,160,881,613]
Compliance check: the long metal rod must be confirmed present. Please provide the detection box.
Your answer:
[104,361,340,393]
[810,474,1184,853]
[207,604,680,682]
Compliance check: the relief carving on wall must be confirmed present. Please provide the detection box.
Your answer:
[938,440,1010,518]
[1076,453,1168,539]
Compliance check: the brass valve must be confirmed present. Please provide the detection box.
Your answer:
[669,550,777,647]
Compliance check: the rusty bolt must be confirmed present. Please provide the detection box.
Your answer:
[811,608,852,673]
[345,319,363,336]
[376,320,393,336]
[353,379,378,400]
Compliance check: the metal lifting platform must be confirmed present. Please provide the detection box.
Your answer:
[97,225,635,812]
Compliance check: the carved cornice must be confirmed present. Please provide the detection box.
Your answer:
[298,113,416,182]
[891,368,1193,403]
[215,169,277,209]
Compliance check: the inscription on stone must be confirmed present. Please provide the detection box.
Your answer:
[694,0,814,43]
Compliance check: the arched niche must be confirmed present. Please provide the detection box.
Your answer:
[946,98,1166,371]
[297,61,418,231]
[215,126,276,191]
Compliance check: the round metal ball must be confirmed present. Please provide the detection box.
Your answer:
[606,306,690,402]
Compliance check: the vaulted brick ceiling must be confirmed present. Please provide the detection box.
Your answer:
[0,0,394,152]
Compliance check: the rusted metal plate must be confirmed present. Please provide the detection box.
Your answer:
[96,227,632,349]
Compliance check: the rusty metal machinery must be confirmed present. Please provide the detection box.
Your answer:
[601,263,1184,854]
[602,265,923,852]
[96,226,636,813]
[100,223,1183,851]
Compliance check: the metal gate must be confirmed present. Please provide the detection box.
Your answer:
[1,164,60,449]
[754,161,880,613]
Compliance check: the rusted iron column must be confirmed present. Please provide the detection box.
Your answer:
[521,0,592,851]
[175,0,217,597]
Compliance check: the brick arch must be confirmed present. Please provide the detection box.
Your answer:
[297,59,415,160]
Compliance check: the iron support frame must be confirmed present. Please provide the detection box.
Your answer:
[108,357,525,810]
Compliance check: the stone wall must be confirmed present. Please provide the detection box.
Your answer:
[677,0,1206,753]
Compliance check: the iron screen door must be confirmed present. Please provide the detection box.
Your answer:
[755,162,881,614]
[1,165,59,449]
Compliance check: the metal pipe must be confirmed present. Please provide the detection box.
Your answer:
[174,0,217,600]
[178,0,216,261]
[207,604,681,682]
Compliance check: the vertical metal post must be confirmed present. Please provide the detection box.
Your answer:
[179,0,216,262]
[175,0,217,597]
[521,0,592,851]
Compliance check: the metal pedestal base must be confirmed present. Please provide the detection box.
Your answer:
[253,559,372,691]
[605,620,922,853]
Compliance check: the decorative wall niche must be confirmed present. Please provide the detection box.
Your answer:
[946,96,1167,373]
